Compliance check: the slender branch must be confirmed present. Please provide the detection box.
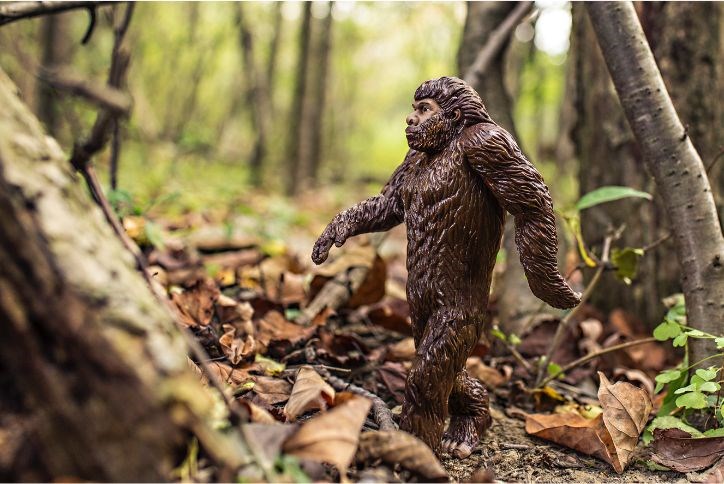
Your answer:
[535,227,622,385]
[0,1,115,26]
[38,67,132,115]
[643,232,672,252]
[320,369,396,431]
[537,337,657,388]
[463,1,534,85]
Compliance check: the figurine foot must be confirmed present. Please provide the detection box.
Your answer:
[441,414,488,459]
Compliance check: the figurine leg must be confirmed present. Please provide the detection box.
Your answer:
[399,310,479,453]
[441,369,492,458]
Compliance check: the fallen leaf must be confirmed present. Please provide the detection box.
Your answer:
[284,366,335,421]
[205,361,257,386]
[171,278,219,327]
[282,394,372,475]
[377,361,409,403]
[255,311,317,356]
[356,430,448,481]
[249,375,292,406]
[651,428,724,473]
[364,298,412,335]
[238,399,279,424]
[466,357,509,387]
[241,423,298,472]
[219,324,255,365]
[598,372,652,472]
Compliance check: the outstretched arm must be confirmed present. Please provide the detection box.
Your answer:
[464,126,580,309]
[312,151,413,264]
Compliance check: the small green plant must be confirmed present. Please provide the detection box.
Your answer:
[646,294,724,440]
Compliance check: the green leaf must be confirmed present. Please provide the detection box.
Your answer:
[254,354,286,376]
[672,333,688,347]
[685,329,706,338]
[695,367,718,381]
[675,391,708,409]
[144,220,166,249]
[674,383,697,395]
[704,428,724,437]
[547,362,563,378]
[699,381,720,393]
[643,415,704,444]
[491,328,507,342]
[715,337,724,349]
[575,186,652,211]
[610,247,645,282]
[509,334,522,346]
[655,370,682,385]
[653,320,682,341]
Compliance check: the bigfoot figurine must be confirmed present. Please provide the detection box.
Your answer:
[312,77,580,458]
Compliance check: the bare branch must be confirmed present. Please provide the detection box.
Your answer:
[39,67,132,115]
[0,1,114,27]
[463,1,534,85]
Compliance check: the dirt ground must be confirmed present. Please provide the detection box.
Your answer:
[441,406,684,483]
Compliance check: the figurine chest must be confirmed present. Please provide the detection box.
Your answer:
[402,150,471,207]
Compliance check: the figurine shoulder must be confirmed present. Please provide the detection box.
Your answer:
[461,123,516,151]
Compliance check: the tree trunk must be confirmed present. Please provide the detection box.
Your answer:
[573,2,722,328]
[459,1,556,336]
[266,2,283,116]
[307,1,334,186]
[237,3,270,187]
[0,68,248,481]
[586,1,724,365]
[37,13,71,137]
[285,2,313,196]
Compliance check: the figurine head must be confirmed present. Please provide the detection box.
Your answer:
[405,76,492,153]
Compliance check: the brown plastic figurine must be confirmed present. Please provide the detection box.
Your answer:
[312,77,580,458]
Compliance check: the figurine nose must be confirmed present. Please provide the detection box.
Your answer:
[406,113,417,126]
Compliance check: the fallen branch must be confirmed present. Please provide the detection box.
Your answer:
[0,1,114,26]
[320,369,396,431]
[463,1,534,86]
[296,232,387,325]
[537,336,657,388]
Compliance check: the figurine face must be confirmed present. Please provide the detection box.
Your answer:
[405,98,459,153]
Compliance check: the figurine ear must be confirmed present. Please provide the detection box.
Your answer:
[451,108,462,123]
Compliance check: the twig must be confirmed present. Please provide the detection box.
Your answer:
[535,227,623,385]
[642,232,671,252]
[537,336,657,388]
[463,1,534,86]
[0,1,115,26]
[706,147,724,175]
[39,67,132,115]
[320,369,396,431]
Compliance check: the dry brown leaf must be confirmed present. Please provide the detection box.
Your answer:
[282,394,372,475]
[283,366,335,421]
[364,298,412,335]
[170,278,219,327]
[466,357,509,387]
[250,375,293,406]
[651,428,724,473]
[255,311,317,355]
[219,324,256,365]
[238,400,279,424]
[241,423,299,472]
[357,430,448,481]
[216,295,254,327]
[205,361,257,386]
[597,372,652,472]
[525,412,617,469]
[386,337,416,362]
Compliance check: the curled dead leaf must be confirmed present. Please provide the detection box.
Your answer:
[219,324,255,365]
[171,278,219,327]
[282,394,372,476]
[466,357,509,387]
[356,430,448,481]
[598,372,652,472]
[651,428,724,473]
[283,366,335,421]
[386,337,416,362]
[238,399,279,424]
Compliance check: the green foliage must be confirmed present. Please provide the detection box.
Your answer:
[547,362,564,379]
[649,296,724,441]
[574,186,652,211]
[610,247,644,284]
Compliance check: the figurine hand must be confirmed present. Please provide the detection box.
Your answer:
[311,221,348,264]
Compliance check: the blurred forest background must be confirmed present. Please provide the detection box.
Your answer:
[0,0,721,330]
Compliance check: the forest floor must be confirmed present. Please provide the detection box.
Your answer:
[118,188,714,483]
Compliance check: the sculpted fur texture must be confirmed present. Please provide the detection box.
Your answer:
[312,76,580,458]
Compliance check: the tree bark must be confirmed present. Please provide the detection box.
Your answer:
[573,2,722,328]
[586,1,724,364]
[285,2,312,196]
[459,1,557,336]
[0,68,248,481]
[307,1,334,186]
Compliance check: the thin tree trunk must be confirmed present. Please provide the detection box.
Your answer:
[37,13,70,137]
[586,1,724,364]
[0,68,249,481]
[237,3,269,186]
[307,1,334,186]
[285,2,312,196]
[459,1,557,336]
[266,2,283,115]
